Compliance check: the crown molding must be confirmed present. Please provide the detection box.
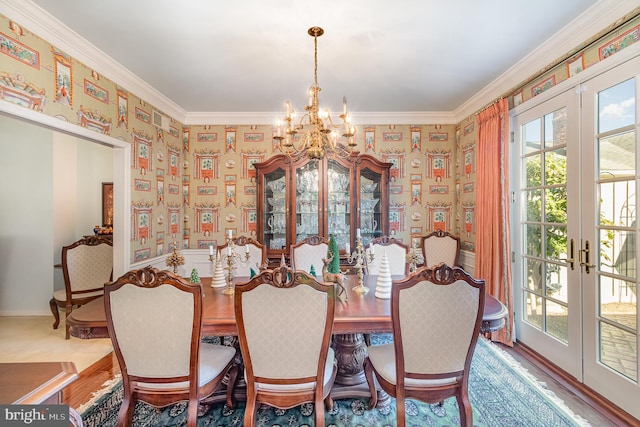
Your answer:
[184,110,457,126]
[0,0,189,122]
[453,0,639,122]
[1,0,636,127]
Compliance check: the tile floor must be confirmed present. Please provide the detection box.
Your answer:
[0,316,112,372]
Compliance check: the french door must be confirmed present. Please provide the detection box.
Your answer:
[513,54,640,418]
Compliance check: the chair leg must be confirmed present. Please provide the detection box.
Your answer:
[397,395,406,427]
[225,364,239,409]
[456,390,473,427]
[364,333,371,346]
[187,397,198,427]
[324,393,333,412]
[363,357,378,409]
[315,397,325,427]
[244,395,257,427]
[116,395,134,427]
[64,305,72,340]
[50,298,60,330]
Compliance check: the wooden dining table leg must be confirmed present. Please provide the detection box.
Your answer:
[331,333,390,406]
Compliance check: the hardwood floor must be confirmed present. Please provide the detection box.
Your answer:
[62,341,638,426]
[62,352,120,410]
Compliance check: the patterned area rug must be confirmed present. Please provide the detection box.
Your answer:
[80,337,590,426]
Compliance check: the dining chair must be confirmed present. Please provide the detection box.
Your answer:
[421,230,461,268]
[218,236,266,276]
[364,263,485,427]
[50,236,113,339]
[234,265,337,427]
[365,236,409,276]
[290,235,329,277]
[104,266,237,427]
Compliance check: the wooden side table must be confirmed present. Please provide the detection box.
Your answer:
[0,362,78,404]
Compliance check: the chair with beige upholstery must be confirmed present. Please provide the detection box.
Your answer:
[50,236,113,339]
[218,236,266,277]
[365,236,410,276]
[290,235,329,277]
[235,265,337,427]
[421,230,461,268]
[104,266,237,427]
[364,264,485,427]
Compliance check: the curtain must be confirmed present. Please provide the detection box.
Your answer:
[475,99,513,346]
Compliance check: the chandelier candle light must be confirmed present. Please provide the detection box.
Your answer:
[273,27,356,160]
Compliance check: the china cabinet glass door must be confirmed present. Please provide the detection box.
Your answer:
[295,161,320,243]
[327,160,351,250]
[359,167,383,245]
[263,168,287,251]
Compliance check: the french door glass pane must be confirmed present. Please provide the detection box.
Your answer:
[598,78,635,133]
[525,292,543,329]
[596,78,638,382]
[526,189,542,221]
[521,107,568,339]
[600,322,638,381]
[546,300,568,343]
[523,119,541,154]
[545,262,568,304]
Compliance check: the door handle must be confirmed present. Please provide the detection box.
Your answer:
[579,239,596,274]
[560,238,575,270]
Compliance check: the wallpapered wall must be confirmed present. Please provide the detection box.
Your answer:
[1,12,639,264]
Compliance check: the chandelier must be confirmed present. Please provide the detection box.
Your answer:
[273,27,356,160]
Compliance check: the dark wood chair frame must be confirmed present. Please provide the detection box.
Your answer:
[234,265,337,427]
[50,235,113,339]
[364,264,485,427]
[104,266,238,427]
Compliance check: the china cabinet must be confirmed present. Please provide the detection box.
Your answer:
[255,153,391,262]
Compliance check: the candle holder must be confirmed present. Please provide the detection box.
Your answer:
[165,242,185,274]
[222,237,251,295]
[407,243,424,273]
[346,235,375,295]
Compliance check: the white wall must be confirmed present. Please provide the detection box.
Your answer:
[0,115,113,315]
[0,115,54,314]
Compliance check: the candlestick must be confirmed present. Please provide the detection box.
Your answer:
[346,234,375,295]
[209,245,214,256]
[221,236,251,296]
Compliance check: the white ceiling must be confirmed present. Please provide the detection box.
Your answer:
[4,0,638,123]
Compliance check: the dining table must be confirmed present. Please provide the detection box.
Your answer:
[67,273,507,402]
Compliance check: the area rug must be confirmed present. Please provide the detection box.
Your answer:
[80,337,590,426]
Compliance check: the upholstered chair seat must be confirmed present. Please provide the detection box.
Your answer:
[364,264,485,427]
[105,266,237,427]
[235,266,337,427]
[50,236,113,339]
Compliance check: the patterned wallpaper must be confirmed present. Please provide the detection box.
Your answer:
[1,12,638,264]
